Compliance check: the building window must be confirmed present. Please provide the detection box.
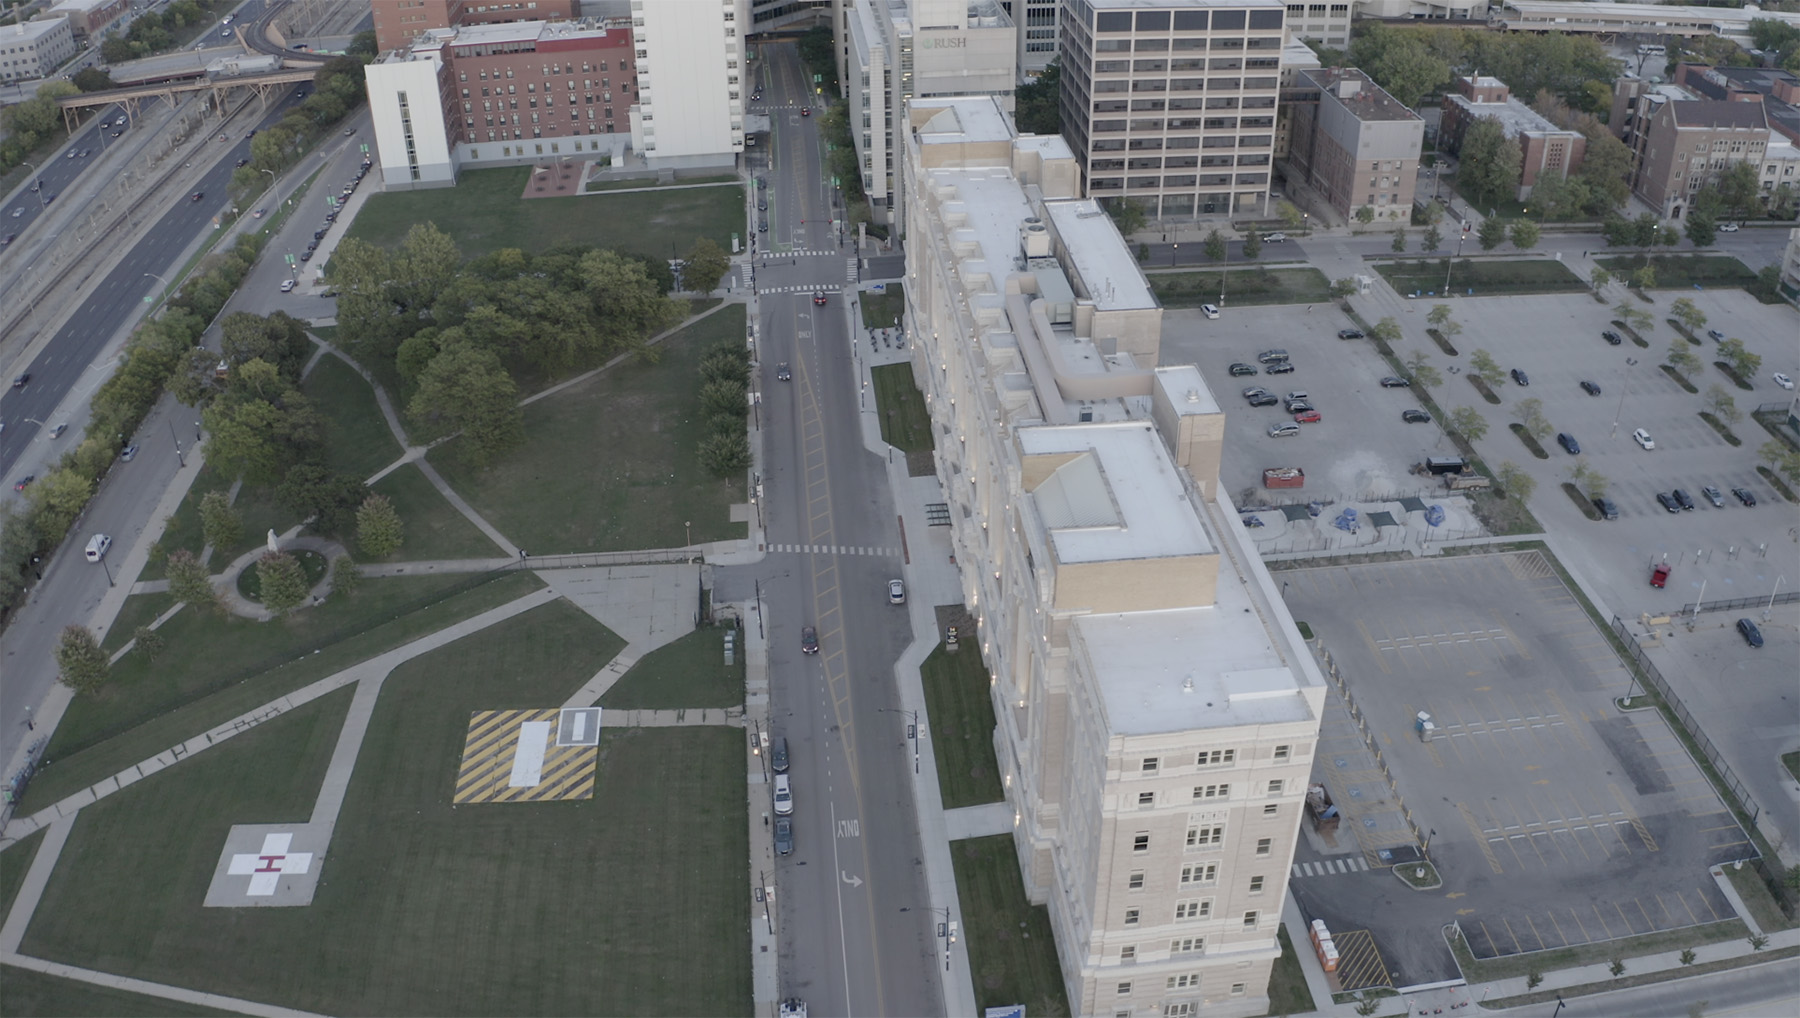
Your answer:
[1171,936,1206,955]
[1117,982,1133,996]
[1274,745,1290,760]
[1138,791,1156,807]
[1141,757,1160,774]
[1250,876,1265,893]
[1124,908,1141,926]
[1263,803,1280,816]
[1174,899,1211,920]
[1197,750,1235,767]
[1133,833,1150,852]
[1167,973,1200,989]
[1193,784,1229,801]
[1268,780,1284,796]
[1129,870,1145,890]
[1120,945,1137,962]
[1168,1004,1195,1018]
[1256,838,1272,856]
[1231,983,1247,995]
[1243,911,1259,928]
[1187,826,1223,848]
[1180,863,1217,885]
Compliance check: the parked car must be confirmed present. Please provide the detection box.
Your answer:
[1380,376,1411,388]
[1736,618,1763,647]
[1580,380,1602,396]
[1267,422,1301,438]
[774,817,793,856]
[13,475,33,492]
[1285,400,1313,414]
[1593,496,1619,520]
[800,626,818,655]
[1656,492,1680,513]
[234,158,249,168]
[1337,328,1364,340]
[1247,393,1279,407]
[252,208,266,218]
[1200,303,1221,319]
[85,533,112,562]
[773,774,794,815]
[1257,349,1289,363]
[888,579,906,604]
[48,423,68,438]
[1672,488,1696,511]
[1633,428,1655,450]
[1718,221,1740,233]
[1556,432,1580,455]
[1264,362,1295,375]
[1229,362,1258,376]
[1263,232,1288,242]
[120,444,139,461]
[1701,485,1724,507]
[1732,487,1757,506]
[1601,330,1622,345]
[1775,372,1794,390]
[280,279,297,292]
[1293,409,1322,423]
[1402,409,1432,423]
[1510,368,1530,386]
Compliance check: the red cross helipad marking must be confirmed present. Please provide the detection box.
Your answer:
[227,832,312,895]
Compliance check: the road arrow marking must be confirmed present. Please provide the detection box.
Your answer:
[841,871,863,888]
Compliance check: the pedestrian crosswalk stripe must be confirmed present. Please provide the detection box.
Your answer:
[767,543,900,558]
[1290,857,1371,879]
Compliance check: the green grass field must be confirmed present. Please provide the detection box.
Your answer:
[1148,267,1333,307]
[348,167,746,261]
[0,965,244,1017]
[920,643,1004,810]
[20,601,749,1016]
[951,835,1071,1017]
[1374,257,1586,297]
[138,468,298,584]
[0,828,45,922]
[860,286,905,328]
[1596,253,1758,290]
[1267,925,1317,1016]
[871,363,936,476]
[599,624,745,710]
[368,463,503,561]
[431,305,749,553]
[303,354,401,481]
[23,571,544,809]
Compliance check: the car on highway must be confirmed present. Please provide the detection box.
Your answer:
[1379,376,1410,388]
[252,208,266,218]
[65,148,77,159]
[800,626,818,655]
[1,234,12,247]
[1601,330,1622,345]
[812,290,826,306]
[1775,372,1794,390]
[343,127,356,135]
[1701,485,1724,507]
[235,158,250,168]
[8,207,21,218]
[889,579,906,604]
[1228,362,1257,376]
[1580,380,1601,395]
[1200,303,1221,319]
[774,817,793,855]
[13,475,33,492]
[800,107,810,116]
[1732,487,1757,506]
[1510,368,1530,386]
[1593,496,1619,520]
[1294,409,1322,423]
[189,191,204,202]
[1736,617,1763,647]
[1633,428,1654,450]
[1402,409,1432,423]
[776,362,790,381]
[1267,422,1301,438]
[1656,491,1680,513]
[1556,432,1580,455]
[1337,328,1364,340]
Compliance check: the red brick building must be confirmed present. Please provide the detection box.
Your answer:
[373,0,577,53]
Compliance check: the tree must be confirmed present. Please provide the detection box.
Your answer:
[221,311,313,384]
[331,555,362,597]
[577,248,687,356]
[1403,351,1443,388]
[1667,340,1701,379]
[1370,317,1403,346]
[1631,264,1657,291]
[55,625,109,695]
[1590,267,1612,292]
[1469,348,1504,386]
[1575,132,1633,213]
[701,378,749,420]
[1277,200,1304,231]
[1769,182,1797,221]
[1495,462,1536,502]
[1427,304,1454,329]
[1459,119,1523,209]
[1355,205,1376,224]
[25,469,94,544]
[1705,385,1741,425]
[699,431,751,476]
[1669,297,1706,334]
[1105,198,1147,237]
[1449,406,1489,442]
[1391,228,1408,253]
[408,341,524,466]
[1241,231,1262,261]
[256,551,308,617]
[133,625,167,661]
[1478,216,1508,251]
[1717,160,1761,223]
[1014,61,1061,135]
[1718,337,1762,380]
[1516,397,1551,440]
[1204,229,1227,263]
[1328,277,1358,298]
[1422,225,1442,252]
[277,464,370,537]
[1615,301,1654,335]
[1684,210,1717,249]
[202,386,323,486]
[198,491,242,552]
[680,237,731,295]
[356,494,404,558]
[1761,440,1800,487]
[1509,220,1540,251]
[166,549,219,612]
[1352,27,1450,107]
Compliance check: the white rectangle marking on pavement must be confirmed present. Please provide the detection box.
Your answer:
[509,721,553,786]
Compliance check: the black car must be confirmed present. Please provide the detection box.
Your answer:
[757,201,768,211]
[1601,330,1622,345]
[1656,492,1681,513]
[1336,328,1364,340]
[1241,386,1269,399]
[1228,362,1258,376]
[300,250,312,262]
[1672,488,1696,511]
[1593,496,1619,520]
[1510,368,1530,386]
[1736,618,1764,648]
[1580,380,1602,396]
[1380,376,1411,388]
[1556,432,1580,455]
[1247,393,1279,407]
[776,362,791,381]
[13,474,34,492]
[801,626,819,654]
[1402,409,1432,423]
[190,191,204,202]
[774,817,793,855]
[757,221,767,232]
[314,229,327,240]
[1732,487,1757,506]
[234,158,250,168]
[10,373,27,388]
[1264,361,1295,375]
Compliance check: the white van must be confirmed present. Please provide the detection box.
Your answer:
[85,533,112,562]
[773,773,793,815]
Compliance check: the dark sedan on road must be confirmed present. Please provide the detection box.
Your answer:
[801,626,818,655]
[1580,380,1601,395]
[1402,409,1432,423]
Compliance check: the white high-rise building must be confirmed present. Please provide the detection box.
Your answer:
[629,0,748,168]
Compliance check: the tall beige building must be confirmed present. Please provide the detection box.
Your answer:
[902,96,1325,1017]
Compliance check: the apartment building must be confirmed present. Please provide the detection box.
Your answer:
[1017,0,1062,76]
[1672,63,1800,199]
[0,17,77,84]
[373,0,578,53]
[364,18,638,189]
[1286,67,1422,221]
[1611,76,1781,219]
[843,0,1016,226]
[629,0,748,167]
[1781,227,1800,307]
[1439,75,1586,200]
[1059,0,1286,219]
[1280,1,1349,49]
[43,0,128,42]
[902,95,1325,1018]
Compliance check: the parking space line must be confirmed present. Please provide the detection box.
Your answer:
[1527,796,1576,864]
[1526,913,1553,951]
[1592,903,1616,939]
[1615,900,1639,937]
[1568,907,1594,944]
[1652,893,1677,926]
[1693,884,1727,922]
[1355,619,1391,674]
[1672,888,1701,925]
[1636,897,1658,932]
[1457,801,1505,874]
[1501,916,1525,954]
[1544,691,1591,753]
[1501,797,1549,868]
[1546,909,1572,948]
[1609,783,1660,852]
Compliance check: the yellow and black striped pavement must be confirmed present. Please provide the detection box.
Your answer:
[453,708,597,803]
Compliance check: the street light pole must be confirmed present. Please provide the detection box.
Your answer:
[880,707,920,773]
[166,418,185,467]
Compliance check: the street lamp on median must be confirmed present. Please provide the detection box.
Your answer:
[899,905,956,971]
[879,707,920,773]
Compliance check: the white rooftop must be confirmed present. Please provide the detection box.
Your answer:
[1043,200,1156,312]
[8,17,69,39]
[1019,422,1214,565]
[917,97,1013,144]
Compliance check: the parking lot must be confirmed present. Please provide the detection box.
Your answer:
[1284,553,1753,974]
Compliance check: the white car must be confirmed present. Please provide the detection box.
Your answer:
[280,279,297,292]
[1774,373,1794,390]
[1717,222,1739,232]
[85,534,112,562]
[1263,232,1288,242]
[888,579,905,605]
[772,773,793,816]
[1268,422,1301,438]
[1633,428,1655,450]
[1200,303,1221,319]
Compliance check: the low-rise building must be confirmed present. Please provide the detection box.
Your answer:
[44,0,128,42]
[372,0,578,54]
[1672,63,1800,200]
[0,17,78,83]
[903,94,1324,1018]
[1439,75,1586,200]
[1611,76,1778,219]
[1286,67,1422,221]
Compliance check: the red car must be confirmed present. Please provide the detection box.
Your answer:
[1293,409,1321,424]
[800,107,810,116]
[812,290,827,306]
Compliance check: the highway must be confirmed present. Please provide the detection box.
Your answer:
[712,41,946,1018]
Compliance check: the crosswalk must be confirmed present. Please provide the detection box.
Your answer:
[754,249,842,259]
[765,543,902,558]
[845,256,859,284]
[1290,856,1371,879]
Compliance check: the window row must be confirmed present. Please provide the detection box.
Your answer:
[1121,903,1264,928]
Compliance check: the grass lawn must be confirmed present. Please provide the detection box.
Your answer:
[369,463,503,561]
[1266,925,1317,1017]
[599,624,744,710]
[21,602,748,1016]
[0,827,45,922]
[431,305,749,553]
[23,571,545,809]
[920,642,1004,810]
[237,548,328,601]
[860,285,905,328]
[302,354,401,481]
[100,593,175,653]
[871,363,936,477]
[952,835,1071,1017]
[1373,258,1585,297]
[348,167,745,261]
[1147,267,1332,307]
[0,965,244,1017]
[141,469,301,583]
[1595,254,1758,290]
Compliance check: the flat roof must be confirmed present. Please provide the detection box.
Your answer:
[1019,422,1214,565]
[1304,68,1421,123]
[1078,606,1312,735]
[7,18,70,39]
[1086,0,1284,9]
[1043,200,1157,312]
[916,96,1013,143]
[1154,364,1220,417]
[1445,92,1579,139]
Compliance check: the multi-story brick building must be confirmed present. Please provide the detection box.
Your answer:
[1285,67,1422,221]
[1439,75,1586,200]
[1610,76,1778,219]
[902,94,1325,1018]
[373,0,577,54]
[1059,0,1287,219]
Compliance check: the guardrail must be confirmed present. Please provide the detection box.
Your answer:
[521,548,700,570]
[1680,591,1800,617]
